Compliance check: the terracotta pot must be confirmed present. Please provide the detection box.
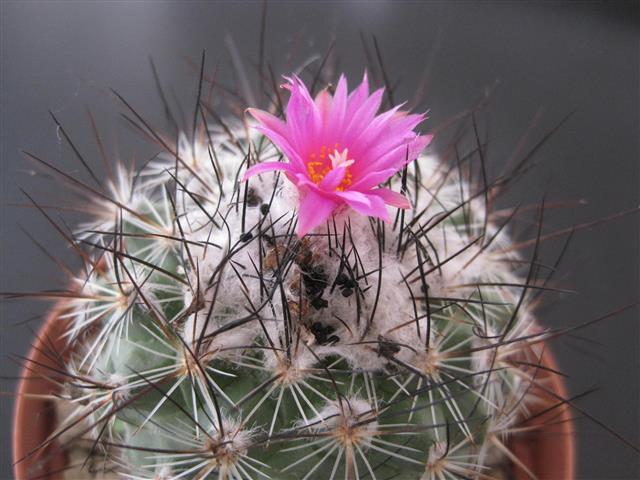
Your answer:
[13,309,70,480]
[510,348,576,479]
[13,311,576,479]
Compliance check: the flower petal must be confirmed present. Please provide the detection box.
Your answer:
[247,108,287,138]
[283,75,322,148]
[346,72,370,114]
[243,161,291,182]
[368,188,411,209]
[252,125,307,172]
[248,107,307,172]
[365,133,433,174]
[349,168,397,191]
[351,111,425,165]
[335,190,390,222]
[319,166,347,191]
[314,89,332,121]
[297,188,338,236]
[327,75,348,134]
[343,87,384,141]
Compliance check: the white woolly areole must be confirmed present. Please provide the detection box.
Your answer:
[308,397,379,445]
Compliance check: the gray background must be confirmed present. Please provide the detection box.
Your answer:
[1,1,638,478]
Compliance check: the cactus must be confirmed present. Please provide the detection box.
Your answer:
[31,72,554,480]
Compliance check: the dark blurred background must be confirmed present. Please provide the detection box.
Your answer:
[1,1,638,478]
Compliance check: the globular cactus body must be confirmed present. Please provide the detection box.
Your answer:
[52,75,544,480]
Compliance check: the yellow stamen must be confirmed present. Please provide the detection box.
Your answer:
[306,145,354,190]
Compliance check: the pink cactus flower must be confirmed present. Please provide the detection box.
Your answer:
[243,74,432,236]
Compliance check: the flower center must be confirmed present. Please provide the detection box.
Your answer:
[306,144,354,191]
